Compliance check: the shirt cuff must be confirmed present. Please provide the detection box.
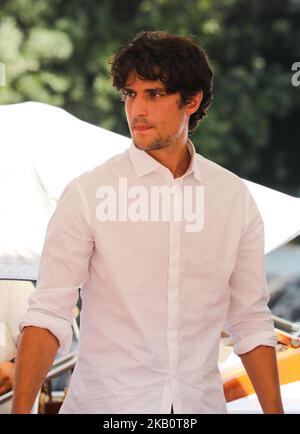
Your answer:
[233,331,278,356]
[19,309,73,356]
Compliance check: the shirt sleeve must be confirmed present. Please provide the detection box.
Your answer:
[19,178,94,355]
[224,181,278,356]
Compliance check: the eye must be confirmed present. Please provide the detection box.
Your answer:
[149,90,164,98]
[121,90,135,101]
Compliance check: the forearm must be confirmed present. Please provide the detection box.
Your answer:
[12,326,59,414]
[240,345,284,414]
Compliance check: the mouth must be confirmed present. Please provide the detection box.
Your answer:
[133,125,153,132]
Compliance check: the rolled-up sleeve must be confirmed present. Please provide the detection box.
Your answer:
[224,182,278,356]
[20,178,94,354]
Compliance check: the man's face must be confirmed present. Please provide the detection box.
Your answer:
[124,70,190,152]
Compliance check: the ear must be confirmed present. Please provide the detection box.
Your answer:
[185,91,203,115]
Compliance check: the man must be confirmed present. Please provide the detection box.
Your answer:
[12,31,283,414]
[0,280,35,413]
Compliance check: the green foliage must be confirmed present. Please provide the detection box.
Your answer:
[0,0,299,194]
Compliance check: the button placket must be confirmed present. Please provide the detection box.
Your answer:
[166,180,183,409]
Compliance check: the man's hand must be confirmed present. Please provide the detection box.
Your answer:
[0,361,14,395]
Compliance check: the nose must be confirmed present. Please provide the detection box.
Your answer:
[129,94,148,118]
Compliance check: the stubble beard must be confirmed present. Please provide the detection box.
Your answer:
[133,132,175,152]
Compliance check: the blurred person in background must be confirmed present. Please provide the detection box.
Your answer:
[0,280,35,413]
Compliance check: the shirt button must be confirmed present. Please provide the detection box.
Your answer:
[174,179,182,186]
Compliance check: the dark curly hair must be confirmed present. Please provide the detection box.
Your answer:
[110,31,214,133]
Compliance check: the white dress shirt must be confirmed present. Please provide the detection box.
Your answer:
[20,140,277,414]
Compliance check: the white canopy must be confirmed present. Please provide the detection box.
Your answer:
[0,102,299,280]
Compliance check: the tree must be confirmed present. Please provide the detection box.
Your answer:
[0,0,299,194]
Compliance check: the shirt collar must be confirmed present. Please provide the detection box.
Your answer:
[185,139,202,183]
[128,139,202,183]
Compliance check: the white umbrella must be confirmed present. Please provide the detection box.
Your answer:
[0,102,129,279]
[244,180,300,254]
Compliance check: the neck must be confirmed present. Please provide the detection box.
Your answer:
[147,141,191,179]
